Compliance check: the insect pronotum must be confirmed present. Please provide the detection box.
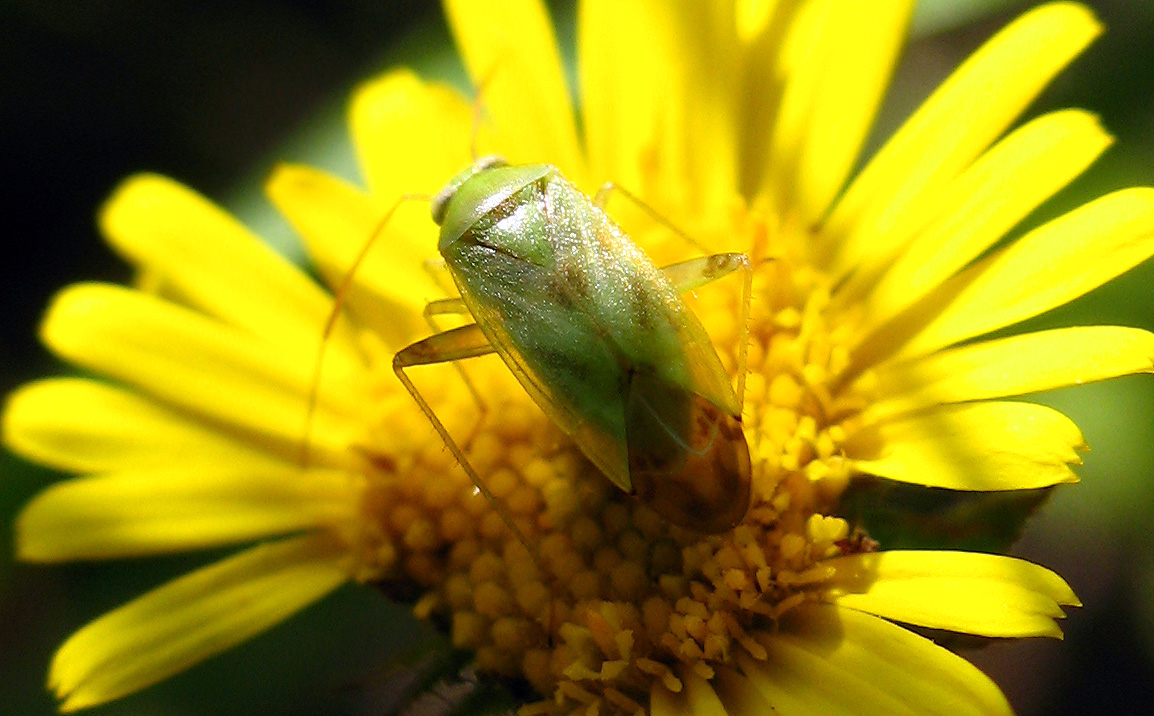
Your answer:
[388,156,753,535]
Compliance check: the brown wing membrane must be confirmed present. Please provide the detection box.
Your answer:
[624,370,751,534]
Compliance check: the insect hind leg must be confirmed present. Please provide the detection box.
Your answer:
[593,181,709,254]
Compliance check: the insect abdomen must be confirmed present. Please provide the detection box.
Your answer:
[624,370,751,534]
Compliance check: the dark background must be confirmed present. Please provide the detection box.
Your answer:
[1,1,1152,714]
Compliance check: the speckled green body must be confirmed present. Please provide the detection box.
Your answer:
[430,158,750,533]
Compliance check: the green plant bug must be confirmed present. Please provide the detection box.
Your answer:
[391,156,753,534]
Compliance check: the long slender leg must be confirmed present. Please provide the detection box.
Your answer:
[594,181,709,254]
[393,324,545,578]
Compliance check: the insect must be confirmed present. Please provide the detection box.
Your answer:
[391,156,752,534]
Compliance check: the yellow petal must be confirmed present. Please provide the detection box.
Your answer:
[579,0,665,190]
[826,551,1079,638]
[766,0,914,221]
[734,603,1013,716]
[735,0,777,42]
[823,2,1102,275]
[49,534,348,712]
[2,378,284,473]
[99,174,357,359]
[582,1,739,211]
[854,109,1113,331]
[349,69,477,197]
[847,401,1084,490]
[866,326,1154,421]
[735,1,795,196]
[40,283,363,465]
[660,1,741,214]
[17,467,357,561]
[443,0,585,183]
[897,187,1154,358]
[266,163,432,345]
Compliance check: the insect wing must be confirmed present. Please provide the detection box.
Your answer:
[446,217,634,492]
[588,218,743,421]
[624,369,751,533]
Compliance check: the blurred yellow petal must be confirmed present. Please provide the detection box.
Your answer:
[40,283,362,463]
[350,69,478,197]
[266,163,431,345]
[897,187,1154,358]
[848,401,1084,490]
[661,1,741,213]
[17,467,357,561]
[582,0,740,211]
[867,326,1154,420]
[823,2,1101,274]
[579,0,665,190]
[444,0,585,183]
[826,551,1079,638]
[853,109,1112,330]
[734,604,1013,716]
[734,1,794,196]
[735,0,778,42]
[766,0,913,221]
[100,174,357,359]
[49,534,348,712]
[2,378,283,473]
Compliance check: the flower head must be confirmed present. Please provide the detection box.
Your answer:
[7,1,1154,714]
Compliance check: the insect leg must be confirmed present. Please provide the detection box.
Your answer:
[393,324,545,575]
[660,253,753,404]
[593,182,709,253]
[423,297,469,317]
[422,297,488,418]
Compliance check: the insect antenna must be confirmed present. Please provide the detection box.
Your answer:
[299,192,431,469]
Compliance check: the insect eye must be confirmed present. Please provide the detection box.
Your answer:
[431,155,509,225]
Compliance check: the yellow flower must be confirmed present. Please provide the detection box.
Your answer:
[6,0,1153,714]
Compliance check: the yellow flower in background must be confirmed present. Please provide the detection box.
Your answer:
[6,0,1154,714]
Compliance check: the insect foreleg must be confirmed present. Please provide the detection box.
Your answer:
[660,253,747,293]
[593,181,708,254]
